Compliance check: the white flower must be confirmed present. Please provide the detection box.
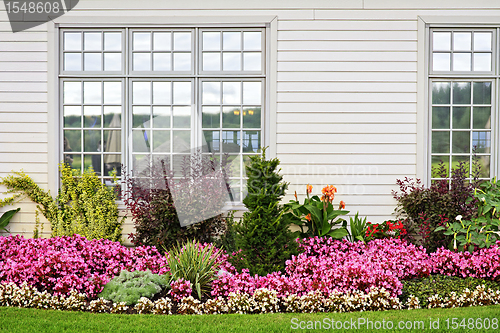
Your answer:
[455,215,462,221]
[481,197,486,202]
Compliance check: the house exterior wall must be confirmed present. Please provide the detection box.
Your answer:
[1,0,500,243]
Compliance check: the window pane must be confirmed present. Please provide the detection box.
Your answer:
[244,32,261,51]
[64,130,81,152]
[153,53,171,71]
[473,53,491,71]
[103,82,121,104]
[64,82,82,104]
[203,53,221,71]
[104,32,121,51]
[152,130,170,152]
[173,82,191,105]
[432,131,450,153]
[104,53,121,71]
[64,53,82,71]
[84,32,101,51]
[83,82,102,104]
[132,106,150,128]
[222,130,241,152]
[452,107,470,129]
[153,106,170,128]
[203,32,220,51]
[432,107,450,129]
[64,106,81,128]
[243,52,261,71]
[133,32,151,51]
[64,32,81,51]
[133,130,150,152]
[473,107,491,129]
[133,53,151,71]
[223,32,241,50]
[132,82,151,105]
[474,32,492,51]
[223,82,241,104]
[153,82,171,105]
[84,130,102,152]
[473,82,491,104]
[103,130,121,152]
[452,82,471,104]
[83,106,101,128]
[243,130,260,153]
[153,32,171,51]
[433,53,450,71]
[243,82,261,105]
[173,131,190,152]
[202,82,220,104]
[452,155,470,173]
[472,131,491,153]
[203,130,220,153]
[453,53,471,71]
[223,53,241,71]
[223,107,241,128]
[173,32,191,51]
[243,107,261,128]
[431,156,449,178]
[173,106,191,128]
[433,32,451,51]
[432,82,451,104]
[452,131,470,153]
[104,106,121,128]
[453,32,471,51]
[473,155,490,178]
[202,106,220,128]
[84,53,101,71]
[173,53,191,71]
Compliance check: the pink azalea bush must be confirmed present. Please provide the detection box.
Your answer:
[0,235,169,298]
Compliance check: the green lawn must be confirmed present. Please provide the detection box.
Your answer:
[1,305,500,332]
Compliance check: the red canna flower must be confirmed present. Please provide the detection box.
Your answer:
[338,201,346,210]
[321,185,337,203]
[305,214,311,221]
[306,184,313,194]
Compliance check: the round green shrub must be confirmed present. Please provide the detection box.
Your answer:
[98,270,169,306]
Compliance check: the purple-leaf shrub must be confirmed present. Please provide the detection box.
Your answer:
[0,235,169,298]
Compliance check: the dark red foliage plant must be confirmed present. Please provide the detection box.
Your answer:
[392,160,479,253]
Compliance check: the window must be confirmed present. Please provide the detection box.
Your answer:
[60,27,265,202]
[429,28,495,181]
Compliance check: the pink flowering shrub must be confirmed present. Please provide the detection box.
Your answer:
[429,241,500,281]
[213,238,432,298]
[169,278,193,302]
[0,235,169,298]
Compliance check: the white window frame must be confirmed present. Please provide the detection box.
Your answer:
[418,16,500,185]
[47,16,278,210]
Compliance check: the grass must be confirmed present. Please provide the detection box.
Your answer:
[1,305,500,332]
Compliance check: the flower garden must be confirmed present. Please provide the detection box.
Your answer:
[0,153,500,316]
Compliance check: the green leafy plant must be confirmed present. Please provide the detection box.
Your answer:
[284,184,349,239]
[98,269,168,306]
[346,212,368,242]
[165,240,223,300]
[0,208,20,233]
[235,148,298,276]
[0,163,123,242]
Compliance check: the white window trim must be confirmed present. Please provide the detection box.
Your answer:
[418,16,500,186]
[47,15,278,210]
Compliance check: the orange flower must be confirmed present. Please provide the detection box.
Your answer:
[305,214,311,221]
[338,200,346,210]
[306,184,313,194]
[321,185,337,203]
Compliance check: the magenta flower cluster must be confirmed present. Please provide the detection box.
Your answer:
[429,242,500,280]
[169,278,193,302]
[0,235,169,298]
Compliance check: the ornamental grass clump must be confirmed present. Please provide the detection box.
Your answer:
[0,163,123,242]
[165,240,223,300]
